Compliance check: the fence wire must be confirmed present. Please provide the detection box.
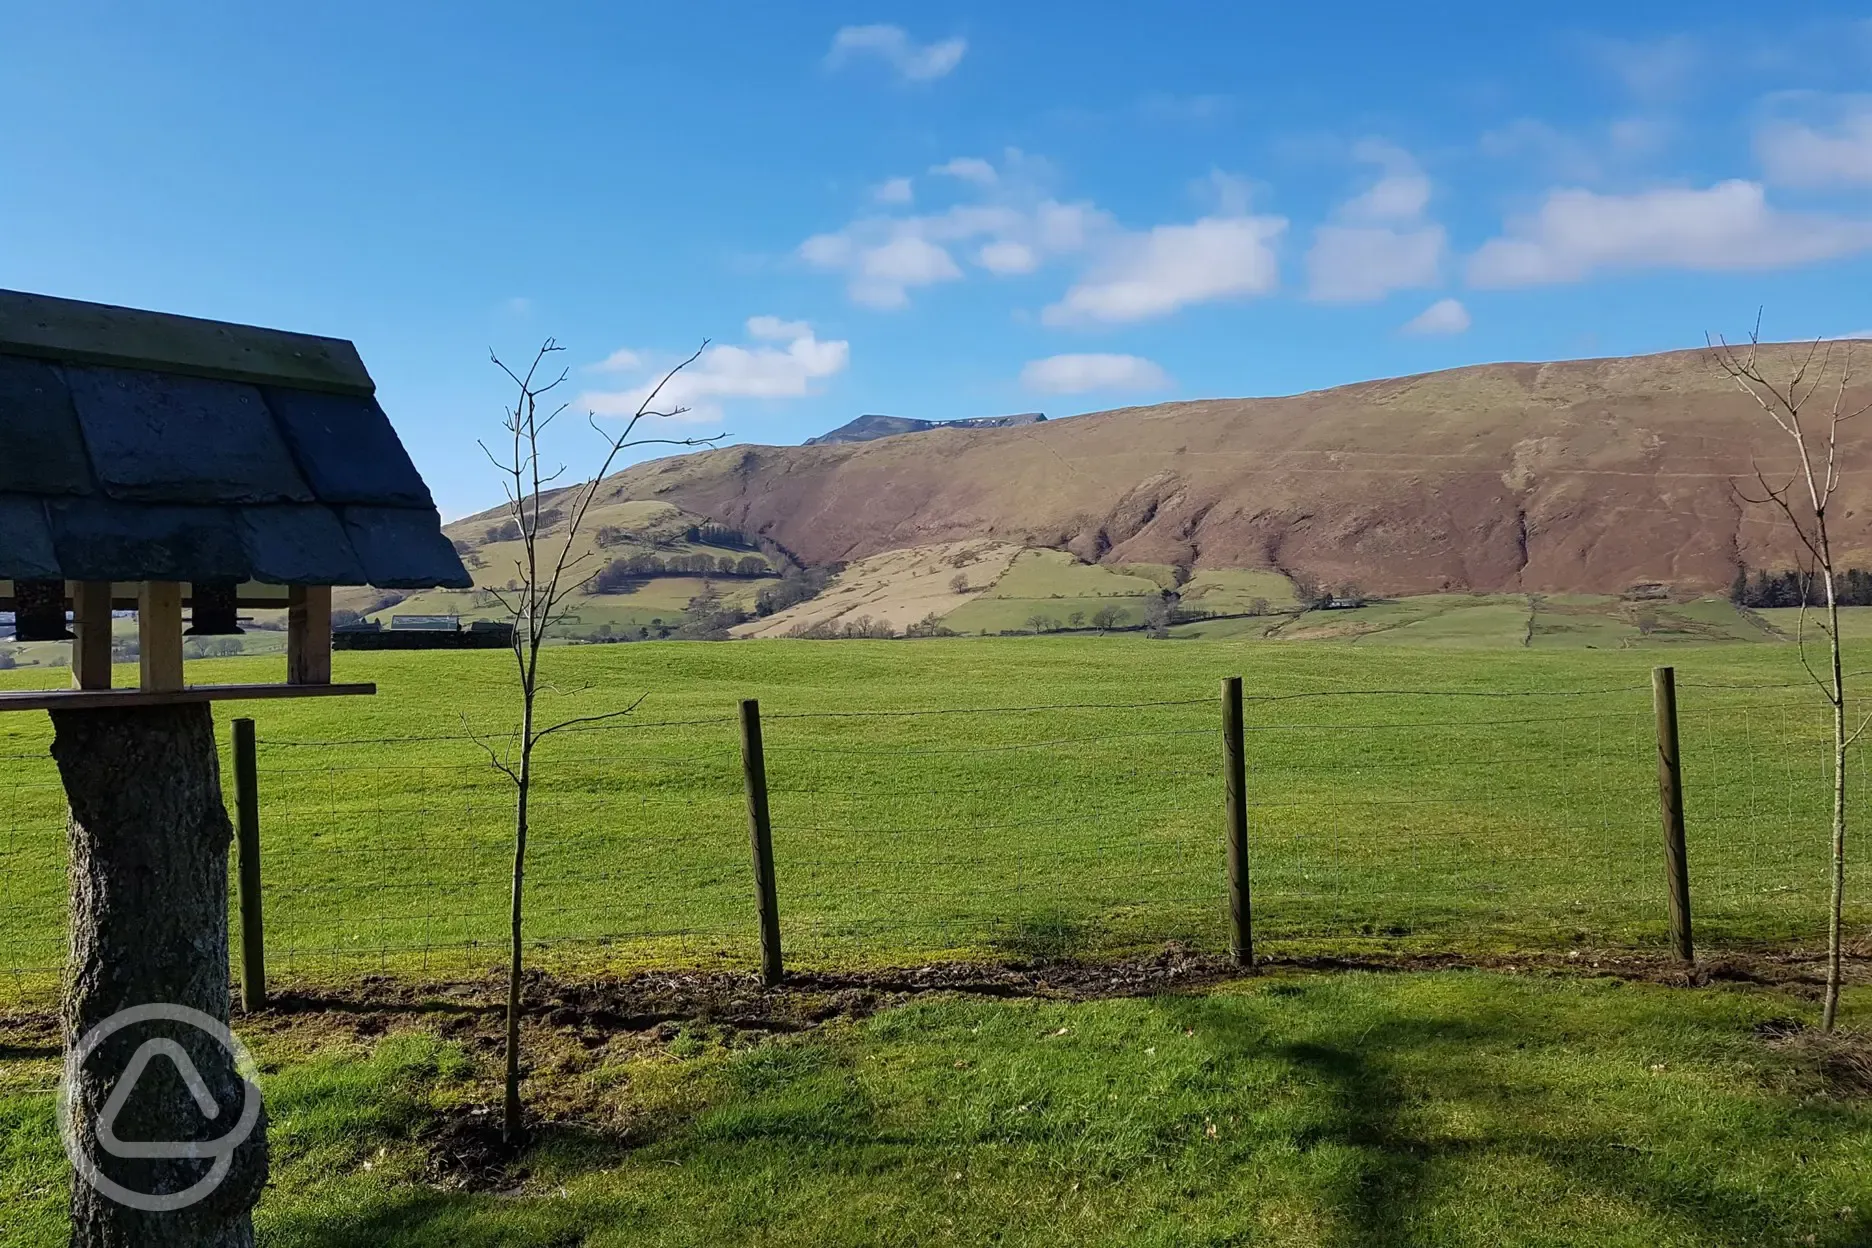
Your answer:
[0,678,1867,999]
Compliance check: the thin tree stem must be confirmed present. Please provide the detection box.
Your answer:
[1825,546,1847,1031]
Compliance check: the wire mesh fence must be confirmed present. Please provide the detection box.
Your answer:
[1,672,1868,1000]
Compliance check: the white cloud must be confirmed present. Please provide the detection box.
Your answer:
[1758,99,1872,187]
[806,150,1282,321]
[1479,116,1672,184]
[860,236,963,308]
[1342,176,1431,223]
[798,227,966,309]
[1194,169,1255,216]
[1467,180,1872,287]
[1607,116,1672,159]
[1305,142,1444,303]
[578,321,849,425]
[1308,226,1445,302]
[931,156,997,185]
[746,316,810,341]
[1043,214,1285,325]
[1339,140,1431,222]
[589,347,642,373]
[1020,353,1171,394]
[1032,200,1104,251]
[977,240,1039,274]
[872,176,914,205]
[1584,33,1699,102]
[1401,298,1471,336]
[826,25,966,82]
[800,152,1112,309]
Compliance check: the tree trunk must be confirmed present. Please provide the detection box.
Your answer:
[504,730,532,1144]
[52,704,269,1248]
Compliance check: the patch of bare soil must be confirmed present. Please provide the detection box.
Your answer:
[1753,1017,1872,1097]
[5,946,1867,1050]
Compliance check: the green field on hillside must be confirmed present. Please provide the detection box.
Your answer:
[944,593,1147,633]
[0,634,1865,1002]
[940,550,1164,633]
[376,577,774,637]
[1179,567,1300,614]
[4,971,1869,1246]
[1191,593,1789,649]
[325,496,784,639]
[984,550,1164,599]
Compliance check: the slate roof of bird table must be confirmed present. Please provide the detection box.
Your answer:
[0,289,471,589]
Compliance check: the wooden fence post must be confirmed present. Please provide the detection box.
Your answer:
[740,698,783,986]
[233,716,267,1009]
[1652,666,1694,964]
[1222,676,1253,967]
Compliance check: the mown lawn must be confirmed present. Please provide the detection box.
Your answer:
[0,636,1868,999]
[4,969,1869,1245]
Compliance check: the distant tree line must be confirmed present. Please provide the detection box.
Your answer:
[591,552,771,592]
[788,611,954,640]
[685,523,755,550]
[754,566,839,616]
[1730,566,1872,608]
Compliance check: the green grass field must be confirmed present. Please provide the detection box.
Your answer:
[0,632,1867,1001]
[4,970,1869,1245]
[6,633,1872,1244]
[1179,567,1300,614]
[985,550,1167,600]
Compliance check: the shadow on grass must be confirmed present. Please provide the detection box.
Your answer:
[1152,991,1872,1248]
[0,1042,58,1060]
[261,982,1872,1248]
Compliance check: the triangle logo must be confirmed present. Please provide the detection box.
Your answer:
[95,1038,224,1160]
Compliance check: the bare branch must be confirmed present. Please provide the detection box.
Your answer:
[534,692,650,742]
[1845,707,1872,750]
[461,713,520,786]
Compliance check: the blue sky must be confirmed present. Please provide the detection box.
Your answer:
[5,2,1872,517]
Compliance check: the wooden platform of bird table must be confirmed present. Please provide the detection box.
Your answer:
[0,579,374,713]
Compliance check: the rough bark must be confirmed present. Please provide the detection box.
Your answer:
[52,704,268,1248]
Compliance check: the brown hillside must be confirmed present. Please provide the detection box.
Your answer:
[591,343,1872,596]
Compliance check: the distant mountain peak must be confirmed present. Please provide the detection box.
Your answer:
[805,412,1045,446]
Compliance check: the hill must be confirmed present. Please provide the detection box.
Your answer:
[804,411,1046,445]
[593,343,1872,597]
[331,497,785,638]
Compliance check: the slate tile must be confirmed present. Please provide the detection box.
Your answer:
[0,495,61,579]
[0,355,94,494]
[261,388,434,507]
[340,506,473,588]
[47,499,250,583]
[64,365,315,504]
[239,505,368,584]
